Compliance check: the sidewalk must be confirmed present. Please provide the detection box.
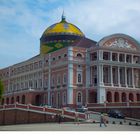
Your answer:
[0,122,140,131]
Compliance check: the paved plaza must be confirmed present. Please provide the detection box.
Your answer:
[0,122,139,131]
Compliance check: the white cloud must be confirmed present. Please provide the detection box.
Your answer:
[61,0,140,40]
[0,0,140,68]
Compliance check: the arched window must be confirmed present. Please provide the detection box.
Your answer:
[16,96,20,103]
[22,95,25,104]
[77,53,82,58]
[77,92,82,103]
[77,73,82,83]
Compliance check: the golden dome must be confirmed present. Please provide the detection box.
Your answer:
[43,15,84,37]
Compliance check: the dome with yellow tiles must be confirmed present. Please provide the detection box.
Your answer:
[40,13,85,55]
[43,15,84,37]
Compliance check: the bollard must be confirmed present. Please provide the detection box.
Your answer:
[120,121,123,125]
[112,121,115,124]
[135,122,139,126]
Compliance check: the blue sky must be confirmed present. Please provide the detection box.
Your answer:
[0,0,140,68]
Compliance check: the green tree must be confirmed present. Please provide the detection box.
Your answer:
[0,79,4,102]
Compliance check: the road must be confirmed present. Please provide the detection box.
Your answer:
[0,122,139,131]
[87,112,140,125]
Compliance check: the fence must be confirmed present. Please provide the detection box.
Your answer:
[0,103,86,120]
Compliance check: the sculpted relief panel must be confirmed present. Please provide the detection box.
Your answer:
[103,38,137,50]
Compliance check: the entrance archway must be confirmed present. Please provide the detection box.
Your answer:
[1,98,4,105]
[56,92,61,108]
[51,94,54,107]
[21,95,25,104]
[76,92,83,106]
[16,96,20,103]
[136,93,140,101]
[6,98,9,104]
[129,93,134,102]
[11,97,14,104]
[114,92,119,102]
[35,95,41,106]
[107,92,112,102]
[122,92,126,102]
[88,92,97,103]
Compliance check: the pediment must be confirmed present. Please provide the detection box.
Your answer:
[98,34,140,51]
[103,37,136,50]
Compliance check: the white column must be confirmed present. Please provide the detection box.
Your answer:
[132,68,135,88]
[117,53,120,62]
[118,66,120,87]
[67,47,74,105]
[86,49,90,105]
[98,50,103,60]
[98,64,104,86]
[131,55,134,64]
[125,67,128,87]
[97,63,106,103]
[125,53,126,63]
[110,66,113,86]
[110,51,112,61]
[90,67,92,85]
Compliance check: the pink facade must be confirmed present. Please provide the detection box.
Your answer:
[0,21,140,109]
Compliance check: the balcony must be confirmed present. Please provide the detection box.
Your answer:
[76,83,83,87]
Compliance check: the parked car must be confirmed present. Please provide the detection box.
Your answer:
[40,104,52,108]
[108,110,125,119]
[76,106,88,113]
[63,107,75,112]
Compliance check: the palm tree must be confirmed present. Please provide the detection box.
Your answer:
[0,79,4,103]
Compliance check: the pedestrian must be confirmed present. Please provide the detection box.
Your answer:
[58,113,62,124]
[100,112,107,127]
[75,112,80,125]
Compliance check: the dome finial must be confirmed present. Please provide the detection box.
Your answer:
[61,9,66,22]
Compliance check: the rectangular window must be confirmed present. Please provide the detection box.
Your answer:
[103,52,110,60]
[63,92,66,105]
[77,72,82,84]
[63,74,67,84]
[119,54,125,62]
[45,79,48,87]
[57,75,61,85]
[51,76,55,86]
[112,53,118,61]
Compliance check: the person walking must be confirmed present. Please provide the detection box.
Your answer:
[75,112,80,125]
[58,113,62,124]
[100,112,107,127]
